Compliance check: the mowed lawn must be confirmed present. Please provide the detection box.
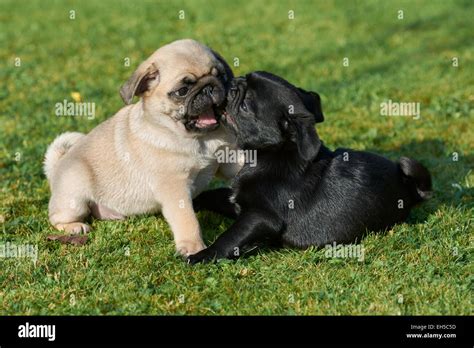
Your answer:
[0,0,472,315]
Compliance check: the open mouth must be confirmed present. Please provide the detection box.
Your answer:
[186,105,221,131]
[195,107,218,128]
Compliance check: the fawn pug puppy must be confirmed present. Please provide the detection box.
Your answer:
[44,39,240,256]
[188,72,432,263]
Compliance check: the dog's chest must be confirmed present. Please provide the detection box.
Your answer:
[186,140,224,197]
[230,166,290,215]
[188,154,219,197]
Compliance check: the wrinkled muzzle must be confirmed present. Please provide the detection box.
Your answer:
[221,77,247,131]
[184,76,226,131]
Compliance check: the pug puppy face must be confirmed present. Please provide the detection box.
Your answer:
[223,71,324,159]
[120,39,233,133]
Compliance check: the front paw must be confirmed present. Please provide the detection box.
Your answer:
[176,239,206,257]
[187,247,219,265]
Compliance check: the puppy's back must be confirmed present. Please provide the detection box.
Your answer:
[282,148,431,248]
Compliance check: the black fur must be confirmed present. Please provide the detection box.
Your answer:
[188,71,432,264]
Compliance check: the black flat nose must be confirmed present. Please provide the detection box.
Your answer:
[202,85,213,95]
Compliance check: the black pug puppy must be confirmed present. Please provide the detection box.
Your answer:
[188,71,432,264]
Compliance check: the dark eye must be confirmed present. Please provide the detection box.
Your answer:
[240,101,248,112]
[175,87,189,97]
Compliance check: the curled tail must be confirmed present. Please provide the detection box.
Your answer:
[43,132,85,180]
[399,156,432,201]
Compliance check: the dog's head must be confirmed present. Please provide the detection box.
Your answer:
[223,71,324,160]
[120,39,233,133]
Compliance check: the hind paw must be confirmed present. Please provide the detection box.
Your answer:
[55,222,91,234]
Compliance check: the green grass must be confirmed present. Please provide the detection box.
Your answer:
[0,0,473,315]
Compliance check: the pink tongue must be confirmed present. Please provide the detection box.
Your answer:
[197,109,217,125]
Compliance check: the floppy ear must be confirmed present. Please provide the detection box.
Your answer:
[296,88,324,123]
[120,62,159,105]
[285,112,321,161]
